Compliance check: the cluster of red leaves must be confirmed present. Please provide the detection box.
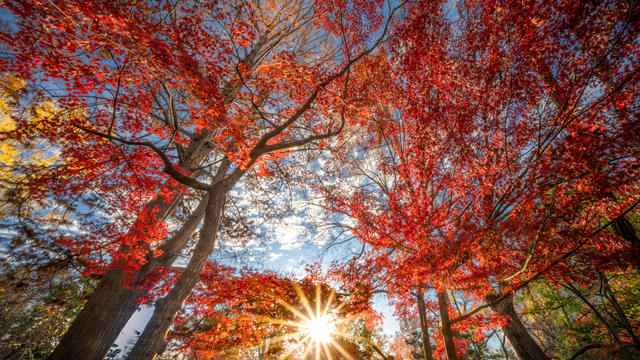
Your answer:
[321,0,640,354]
[0,0,389,282]
[160,262,376,359]
[0,0,233,276]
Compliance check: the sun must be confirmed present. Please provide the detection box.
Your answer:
[264,283,362,360]
[303,314,335,344]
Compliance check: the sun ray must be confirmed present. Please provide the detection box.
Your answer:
[333,297,349,313]
[322,290,336,315]
[258,316,308,328]
[294,283,316,319]
[281,333,311,360]
[250,330,301,346]
[315,283,321,317]
[233,281,370,359]
[330,339,355,360]
[322,341,334,360]
[275,297,312,323]
[300,336,314,360]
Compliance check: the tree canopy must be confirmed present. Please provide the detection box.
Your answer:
[0,0,639,359]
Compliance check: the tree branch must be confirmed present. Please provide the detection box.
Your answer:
[74,124,211,190]
[452,197,640,324]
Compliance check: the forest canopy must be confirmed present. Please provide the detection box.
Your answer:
[0,0,639,359]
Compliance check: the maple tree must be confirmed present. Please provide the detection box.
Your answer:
[156,262,378,359]
[1,0,640,359]
[0,0,403,359]
[319,0,640,358]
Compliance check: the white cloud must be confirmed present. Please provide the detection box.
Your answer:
[273,222,307,250]
[223,236,262,252]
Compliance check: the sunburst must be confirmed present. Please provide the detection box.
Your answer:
[302,313,335,344]
[257,282,369,360]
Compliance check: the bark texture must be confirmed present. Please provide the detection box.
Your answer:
[49,137,214,360]
[48,191,183,360]
[488,293,550,360]
[437,291,458,360]
[613,216,640,247]
[48,198,207,360]
[128,185,229,360]
[49,267,142,360]
[416,292,435,360]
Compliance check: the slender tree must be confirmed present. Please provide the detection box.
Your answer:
[416,291,435,360]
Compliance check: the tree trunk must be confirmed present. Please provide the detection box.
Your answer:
[48,136,215,360]
[48,266,142,360]
[369,341,393,360]
[488,293,550,360]
[437,291,458,360]
[142,196,209,275]
[128,186,228,360]
[48,193,208,360]
[48,191,184,360]
[48,197,207,360]
[612,215,640,246]
[416,292,435,360]
[605,191,640,268]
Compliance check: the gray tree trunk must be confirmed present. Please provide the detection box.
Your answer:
[613,216,640,246]
[49,266,142,360]
[47,190,184,360]
[48,196,207,360]
[437,291,458,360]
[488,293,550,360]
[128,185,229,360]
[416,292,435,360]
[48,136,215,360]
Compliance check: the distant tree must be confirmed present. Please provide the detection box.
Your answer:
[517,271,640,359]
[0,271,92,360]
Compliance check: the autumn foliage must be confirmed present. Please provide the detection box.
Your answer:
[0,0,639,359]
[320,0,640,358]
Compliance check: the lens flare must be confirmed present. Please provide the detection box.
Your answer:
[253,283,367,359]
[303,314,335,343]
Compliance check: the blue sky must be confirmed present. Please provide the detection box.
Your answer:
[113,169,402,355]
